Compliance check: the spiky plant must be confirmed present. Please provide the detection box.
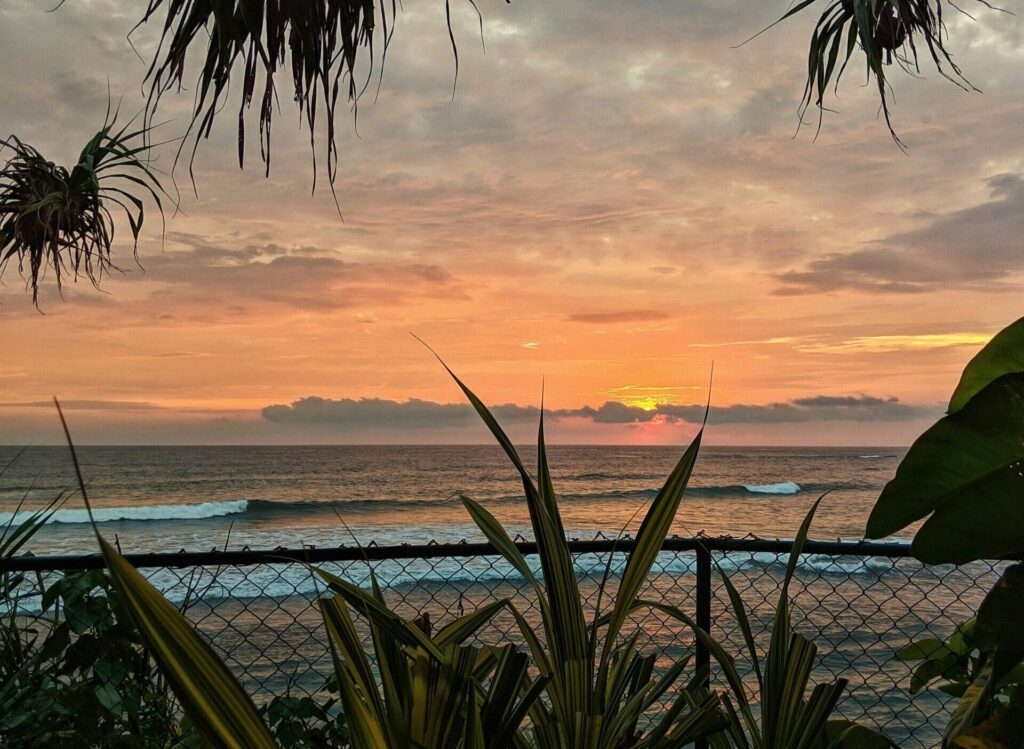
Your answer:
[0,114,164,306]
[135,0,486,194]
[776,0,999,144]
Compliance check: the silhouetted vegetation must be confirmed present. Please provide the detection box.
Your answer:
[0,110,164,306]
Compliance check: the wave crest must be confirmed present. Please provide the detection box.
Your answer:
[1,499,250,526]
[741,481,801,495]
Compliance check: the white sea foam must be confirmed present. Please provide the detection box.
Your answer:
[0,499,249,526]
[742,481,801,495]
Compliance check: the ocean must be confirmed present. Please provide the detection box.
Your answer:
[0,445,906,556]
[1,445,986,745]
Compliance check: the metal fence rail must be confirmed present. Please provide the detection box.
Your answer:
[2,537,1004,748]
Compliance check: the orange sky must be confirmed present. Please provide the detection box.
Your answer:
[1,0,1021,445]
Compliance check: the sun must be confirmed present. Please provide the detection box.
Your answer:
[633,397,660,412]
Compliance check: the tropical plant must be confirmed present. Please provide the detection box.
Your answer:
[133,0,482,194]
[897,618,1024,702]
[0,110,165,305]
[52,394,540,749]
[763,0,996,143]
[865,315,1024,747]
[1,461,183,747]
[630,498,893,749]
[426,353,728,748]
[259,690,349,749]
[315,580,541,749]
[1,569,185,748]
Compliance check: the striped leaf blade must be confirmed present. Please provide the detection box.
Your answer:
[56,398,275,749]
[97,535,277,749]
[601,425,704,656]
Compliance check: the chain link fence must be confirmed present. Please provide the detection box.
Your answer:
[2,537,1005,747]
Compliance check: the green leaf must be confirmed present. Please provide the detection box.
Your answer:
[949,317,1024,414]
[459,496,543,595]
[825,719,896,748]
[433,598,509,648]
[315,567,442,660]
[866,372,1024,561]
[97,535,277,749]
[944,658,996,746]
[55,398,276,749]
[895,638,952,662]
[938,682,969,698]
[867,318,1024,562]
[601,423,703,660]
[319,596,390,749]
[975,563,1024,683]
[909,656,960,695]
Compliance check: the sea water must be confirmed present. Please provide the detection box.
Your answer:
[0,445,905,555]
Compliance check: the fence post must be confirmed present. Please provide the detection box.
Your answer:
[695,543,712,749]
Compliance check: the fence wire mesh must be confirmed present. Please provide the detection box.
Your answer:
[2,537,1005,748]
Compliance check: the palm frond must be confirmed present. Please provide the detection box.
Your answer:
[134,0,497,197]
[778,0,998,144]
[0,111,165,306]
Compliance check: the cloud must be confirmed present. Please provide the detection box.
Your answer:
[261,393,936,429]
[0,400,167,412]
[796,333,992,354]
[776,174,1024,294]
[262,397,541,428]
[568,310,670,324]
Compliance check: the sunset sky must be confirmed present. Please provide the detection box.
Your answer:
[1,0,1021,445]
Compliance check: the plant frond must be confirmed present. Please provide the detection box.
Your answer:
[0,114,167,307]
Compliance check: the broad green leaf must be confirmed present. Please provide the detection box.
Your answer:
[949,620,978,656]
[909,656,959,695]
[975,563,1024,683]
[866,372,1024,561]
[938,682,969,698]
[910,444,1024,563]
[895,638,952,662]
[949,317,1024,414]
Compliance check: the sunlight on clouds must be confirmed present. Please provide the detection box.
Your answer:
[800,333,993,354]
[690,337,805,348]
[0,0,1021,446]
[600,385,700,410]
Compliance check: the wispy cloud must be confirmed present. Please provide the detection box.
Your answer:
[798,333,993,354]
[568,310,671,324]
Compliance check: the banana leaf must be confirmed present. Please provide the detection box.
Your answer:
[866,316,1024,563]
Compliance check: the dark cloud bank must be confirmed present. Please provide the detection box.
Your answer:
[262,394,936,429]
[776,174,1024,294]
